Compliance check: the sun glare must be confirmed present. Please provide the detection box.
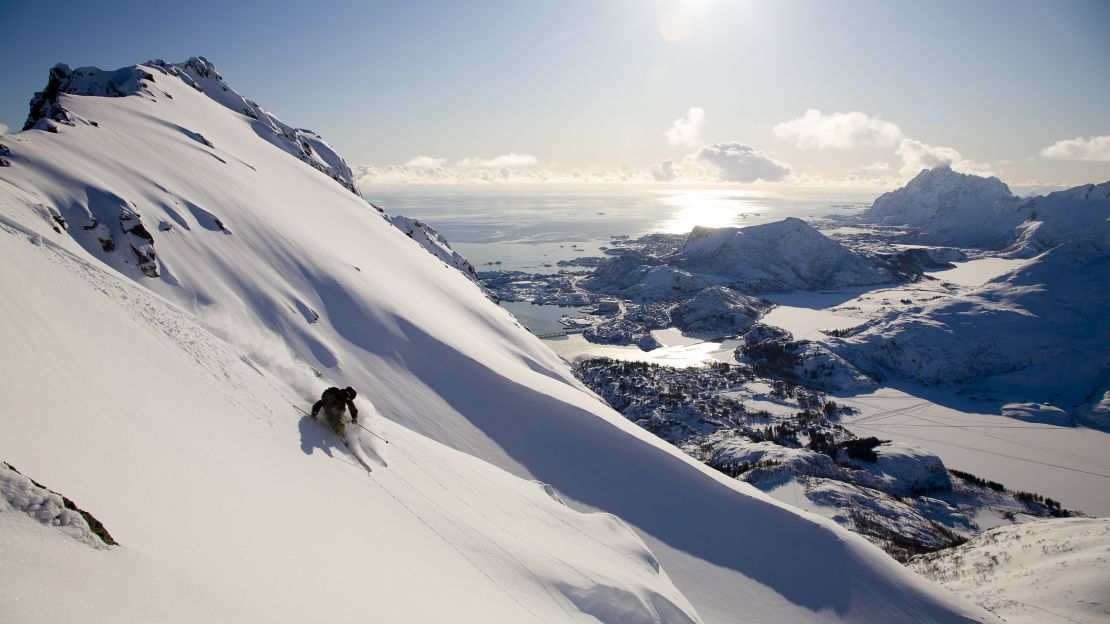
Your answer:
[656,189,763,233]
[658,6,694,44]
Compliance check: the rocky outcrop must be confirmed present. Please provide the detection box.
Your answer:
[1,461,115,548]
[386,214,492,298]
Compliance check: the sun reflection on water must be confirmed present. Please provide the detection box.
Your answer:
[655,188,766,234]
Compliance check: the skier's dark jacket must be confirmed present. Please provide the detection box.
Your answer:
[311,387,358,420]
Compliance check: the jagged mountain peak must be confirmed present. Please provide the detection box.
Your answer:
[23,57,358,195]
[902,165,1011,195]
[861,166,1023,248]
[1043,179,1110,201]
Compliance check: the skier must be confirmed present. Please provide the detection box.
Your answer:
[311,386,359,438]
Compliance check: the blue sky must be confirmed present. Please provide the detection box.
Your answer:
[2,0,1108,188]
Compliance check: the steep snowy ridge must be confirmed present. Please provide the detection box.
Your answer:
[23,57,358,194]
[0,58,995,623]
[385,212,492,296]
[860,167,1024,248]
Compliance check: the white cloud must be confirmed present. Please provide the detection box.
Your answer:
[0,123,8,135]
[666,107,705,147]
[455,153,538,168]
[895,138,992,176]
[404,155,447,168]
[773,109,903,150]
[694,142,790,182]
[1040,135,1110,162]
[649,159,677,182]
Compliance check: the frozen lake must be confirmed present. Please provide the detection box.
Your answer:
[839,386,1110,517]
[544,329,743,368]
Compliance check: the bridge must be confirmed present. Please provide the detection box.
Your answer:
[535,328,585,339]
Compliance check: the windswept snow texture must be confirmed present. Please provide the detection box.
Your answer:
[0,58,995,623]
[860,167,1024,249]
[911,518,1110,624]
[24,57,358,194]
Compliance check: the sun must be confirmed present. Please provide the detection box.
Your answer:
[658,6,694,44]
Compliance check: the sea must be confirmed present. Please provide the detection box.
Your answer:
[366,185,877,362]
[369,186,1110,516]
[368,186,875,272]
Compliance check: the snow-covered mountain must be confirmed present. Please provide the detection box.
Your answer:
[0,58,995,623]
[859,167,1110,256]
[829,240,1109,421]
[1005,181,1110,257]
[669,286,772,335]
[859,167,1025,249]
[584,218,894,301]
[673,218,895,291]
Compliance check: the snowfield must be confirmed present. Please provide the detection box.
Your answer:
[911,518,1110,624]
[0,58,997,623]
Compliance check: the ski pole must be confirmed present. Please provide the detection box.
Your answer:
[354,421,390,444]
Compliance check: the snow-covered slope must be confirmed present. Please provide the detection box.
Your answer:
[385,212,491,296]
[0,59,995,623]
[673,218,894,292]
[24,58,358,194]
[1005,181,1110,257]
[669,286,772,335]
[584,218,894,301]
[910,518,1110,624]
[860,167,1025,249]
[829,240,1109,414]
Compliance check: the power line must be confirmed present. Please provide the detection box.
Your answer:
[849,423,1110,480]
[869,424,1073,430]
[879,411,1110,471]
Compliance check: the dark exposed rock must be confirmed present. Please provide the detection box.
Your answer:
[2,462,116,547]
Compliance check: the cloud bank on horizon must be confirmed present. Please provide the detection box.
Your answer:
[353,112,1106,190]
